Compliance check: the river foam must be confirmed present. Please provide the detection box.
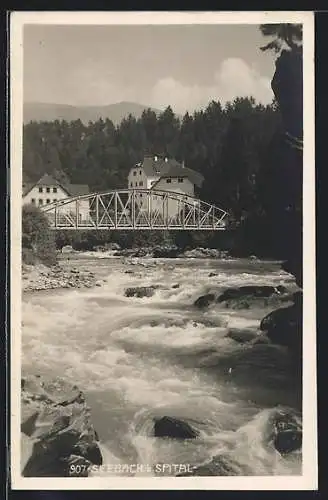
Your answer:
[22,257,301,476]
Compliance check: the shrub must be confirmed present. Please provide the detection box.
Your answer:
[22,204,57,266]
[21,247,37,265]
[55,230,115,251]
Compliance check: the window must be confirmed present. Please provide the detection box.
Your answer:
[53,199,57,203]
[166,178,172,184]
[46,199,51,204]
[139,181,143,186]
[139,170,142,175]
[178,178,184,183]
[135,182,138,187]
[39,199,43,205]
[53,187,57,193]
[130,182,133,187]
[133,171,137,176]
[31,198,36,204]
[140,193,142,197]
[46,187,50,193]
[39,187,43,193]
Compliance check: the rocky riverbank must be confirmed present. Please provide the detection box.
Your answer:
[22,262,99,292]
[21,245,234,292]
[192,283,302,362]
[21,374,103,477]
[114,245,231,259]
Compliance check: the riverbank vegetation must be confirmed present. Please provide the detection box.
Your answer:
[22,204,57,266]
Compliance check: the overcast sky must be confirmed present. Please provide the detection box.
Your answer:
[24,24,276,114]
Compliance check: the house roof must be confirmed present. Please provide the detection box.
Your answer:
[22,183,34,196]
[22,173,90,198]
[138,156,204,188]
[65,184,90,196]
[36,173,60,186]
[141,156,168,177]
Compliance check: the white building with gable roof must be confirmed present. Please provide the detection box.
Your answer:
[127,154,204,218]
[22,173,90,221]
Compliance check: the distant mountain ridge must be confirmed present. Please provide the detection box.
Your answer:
[23,101,165,126]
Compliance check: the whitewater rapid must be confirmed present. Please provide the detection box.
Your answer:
[22,256,302,476]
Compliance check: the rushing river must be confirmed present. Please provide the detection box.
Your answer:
[22,256,302,477]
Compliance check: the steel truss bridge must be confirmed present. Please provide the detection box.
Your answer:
[41,189,228,231]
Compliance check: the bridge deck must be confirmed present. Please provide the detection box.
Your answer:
[41,189,228,231]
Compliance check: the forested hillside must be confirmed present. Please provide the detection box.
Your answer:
[23,101,163,126]
[23,97,281,228]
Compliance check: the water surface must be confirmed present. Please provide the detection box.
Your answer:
[22,256,301,476]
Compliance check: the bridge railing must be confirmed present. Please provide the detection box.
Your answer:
[41,189,228,231]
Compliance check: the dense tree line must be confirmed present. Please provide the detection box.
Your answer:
[23,97,285,256]
[23,98,280,215]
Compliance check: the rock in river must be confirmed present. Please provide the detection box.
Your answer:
[183,247,221,259]
[21,374,102,477]
[218,285,287,302]
[152,245,180,258]
[274,429,302,455]
[124,286,157,298]
[193,293,216,309]
[154,416,199,439]
[217,285,289,309]
[260,292,302,356]
[271,409,302,455]
[226,328,259,344]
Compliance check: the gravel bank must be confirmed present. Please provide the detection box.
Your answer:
[22,262,99,292]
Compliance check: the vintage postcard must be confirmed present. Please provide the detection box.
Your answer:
[10,11,317,490]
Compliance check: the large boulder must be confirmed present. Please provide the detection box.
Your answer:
[270,409,302,455]
[226,328,259,344]
[124,286,157,298]
[183,248,221,259]
[153,416,199,440]
[260,292,302,356]
[217,285,289,310]
[21,375,102,477]
[152,245,180,258]
[194,293,216,309]
[218,285,287,302]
